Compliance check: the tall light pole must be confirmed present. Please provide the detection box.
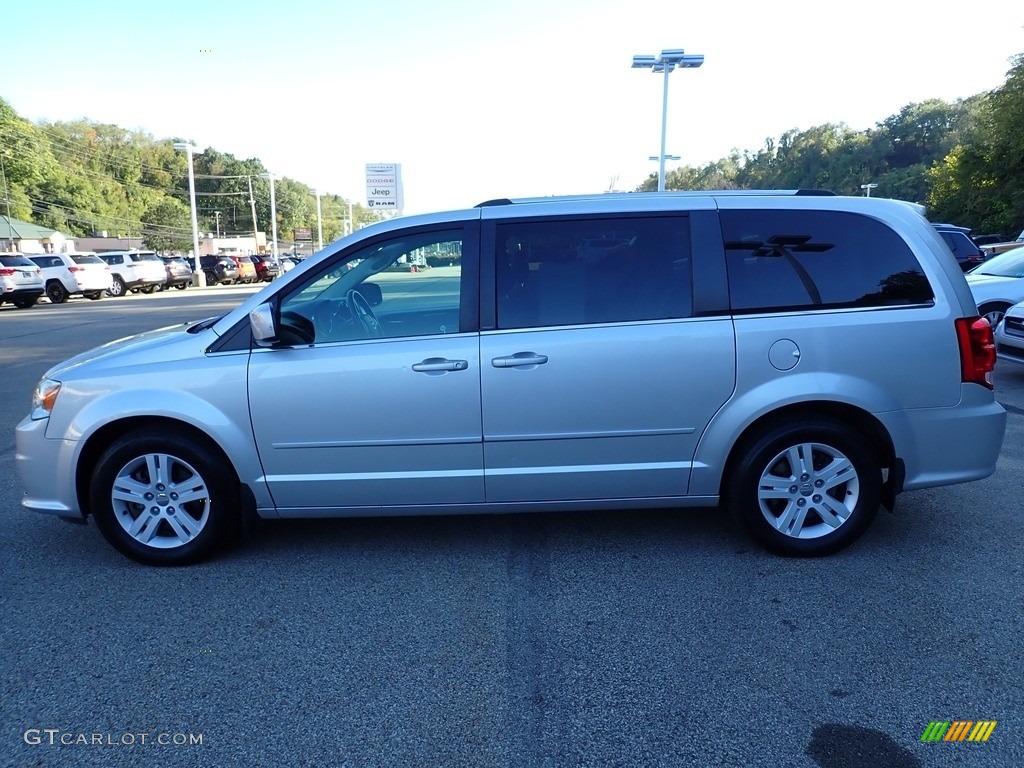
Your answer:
[314,190,324,250]
[264,173,278,258]
[632,48,704,192]
[861,183,878,197]
[173,142,206,287]
[649,154,680,184]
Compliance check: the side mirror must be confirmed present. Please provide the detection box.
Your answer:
[250,305,277,347]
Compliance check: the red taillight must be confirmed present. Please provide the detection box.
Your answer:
[0,268,14,276]
[955,316,996,389]
[68,266,85,272]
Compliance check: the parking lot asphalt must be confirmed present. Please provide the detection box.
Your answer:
[1,291,1022,767]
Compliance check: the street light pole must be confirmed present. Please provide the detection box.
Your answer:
[648,154,681,185]
[173,142,206,287]
[861,183,878,197]
[314,190,324,250]
[264,173,279,259]
[632,48,704,192]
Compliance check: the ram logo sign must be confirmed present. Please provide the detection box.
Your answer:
[365,163,403,214]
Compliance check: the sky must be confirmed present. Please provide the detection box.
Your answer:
[2,0,1023,215]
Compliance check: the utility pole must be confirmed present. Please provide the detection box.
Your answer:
[0,151,13,251]
[214,210,221,238]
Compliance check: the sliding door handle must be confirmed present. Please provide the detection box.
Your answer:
[491,352,548,368]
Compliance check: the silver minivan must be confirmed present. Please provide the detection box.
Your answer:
[16,192,1007,564]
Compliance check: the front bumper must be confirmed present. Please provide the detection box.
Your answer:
[15,415,83,520]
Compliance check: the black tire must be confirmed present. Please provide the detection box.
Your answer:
[108,276,127,297]
[175,282,188,290]
[141,285,158,294]
[46,281,69,304]
[726,418,881,557]
[85,291,104,301]
[13,296,38,309]
[89,429,240,566]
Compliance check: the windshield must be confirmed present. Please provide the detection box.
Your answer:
[972,247,1024,277]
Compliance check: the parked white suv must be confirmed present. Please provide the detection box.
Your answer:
[28,252,113,303]
[0,253,45,309]
[96,250,166,297]
[16,191,1008,565]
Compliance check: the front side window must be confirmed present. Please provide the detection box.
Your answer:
[722,210,934,313]
[496,216,692,329]
[276,229,463,345]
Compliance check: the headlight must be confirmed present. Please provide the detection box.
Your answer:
[31,379,61,420]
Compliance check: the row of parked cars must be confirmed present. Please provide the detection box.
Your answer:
[0,251,292,308]
[933,224,1024,271]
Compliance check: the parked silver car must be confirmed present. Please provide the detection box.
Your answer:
[993,299,1024,366]
[15,192,1007,565]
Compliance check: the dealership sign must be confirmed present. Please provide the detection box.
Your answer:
[365,163,404,213]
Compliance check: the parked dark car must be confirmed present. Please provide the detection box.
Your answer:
[973,234,1008,247]
[933,224,987,272]
[199,255,239,285]
[249,255,279,282]
[160,256,193,290]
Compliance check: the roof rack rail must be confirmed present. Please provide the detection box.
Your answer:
[475,189,837,207]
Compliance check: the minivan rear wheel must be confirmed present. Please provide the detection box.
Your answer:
[90,429,239,566]
[727,419,881,557]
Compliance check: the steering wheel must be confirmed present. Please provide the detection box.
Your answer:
[347,289,383,337]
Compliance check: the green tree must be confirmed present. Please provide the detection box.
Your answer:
[143,197,193,251]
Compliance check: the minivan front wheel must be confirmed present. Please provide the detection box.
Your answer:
[90,430,238,565]
[728,419,881,557]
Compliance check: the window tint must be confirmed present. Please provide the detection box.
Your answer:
[70,255,104,265]
[278,229,463,344]
[496,216,692,329]
[721,210,933,313]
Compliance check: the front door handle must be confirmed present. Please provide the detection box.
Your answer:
[491,352,549,368]
[412,357,469,373]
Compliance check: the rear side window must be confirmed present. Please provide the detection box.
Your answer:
[71,255,104,265]
[722,210,934,313]
[939,231,981,257]
[496,216,692,329]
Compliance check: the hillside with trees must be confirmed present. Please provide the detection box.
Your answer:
[2,51,1022,247]
[0,102,378,251]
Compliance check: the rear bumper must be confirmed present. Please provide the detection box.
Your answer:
[877,387,1007,491]
[1,287,44,301]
